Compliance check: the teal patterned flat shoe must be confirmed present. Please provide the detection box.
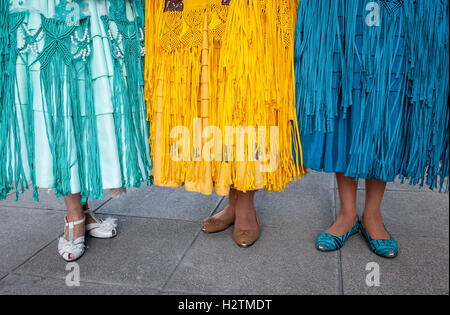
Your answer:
[359,220,398,259]
[316,219,360,252]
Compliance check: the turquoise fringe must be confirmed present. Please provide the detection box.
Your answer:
[295,0,449,192]
[400,1,449,191]
[1,12,35,201]
[0,2,11,199]
[36,16,104,202]
[1,1,152,202]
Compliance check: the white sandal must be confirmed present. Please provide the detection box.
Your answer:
[84,209,117,239]
[58,216,86,262]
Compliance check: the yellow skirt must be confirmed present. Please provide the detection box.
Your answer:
[145,0,305,196]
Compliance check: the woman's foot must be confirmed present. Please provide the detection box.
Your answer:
[363,179,390,239]
[59,215,86,262]
[360,217,398,258]
[85,211,97,226]
[234,204,258,231]
[63,214,86,241]
[59,194,87,261]
[361,212,390,240]
[233,191,260,248]
[317,211,359,252]
[202,203,236,233]
[84,209,118,239]
[203,190,238,233]
[325,211,358,236]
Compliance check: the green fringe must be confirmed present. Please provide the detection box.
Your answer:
[1,2,151,202]
[101,10,152,189]
[1,12,36,201]
[34,16,103,203]
[0,2,10,199]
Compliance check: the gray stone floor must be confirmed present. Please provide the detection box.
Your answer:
[0,172,448,295]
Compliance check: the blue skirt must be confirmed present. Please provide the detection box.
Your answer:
[295,0,449,191]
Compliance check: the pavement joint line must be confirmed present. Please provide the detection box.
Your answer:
[0,197,113,213]
[94,195,226,223]
[0,196,113,214]
[0,272,8,282]
[91,197,113,213]
[159,196,225,293]
[6,270,161,291]
[10,233,64,274]
[332,180,345,295]
[158,228,204,293]
[209,196,226,216]
[92,211,212,225]
[0,205,67,212]
[337,250,344,295]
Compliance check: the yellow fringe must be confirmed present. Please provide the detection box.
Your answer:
[145,0,305,196]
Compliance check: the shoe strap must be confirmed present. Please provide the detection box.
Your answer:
[86,217,117,232]
[64,216,86,242]
[84,209,101,224]
[86,222,102,231]
[73,236,85,245]
[64,216,86,226]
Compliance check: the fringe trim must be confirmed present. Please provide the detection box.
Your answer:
[1,2,152,202]
[295,0,449,192]
[0,2,11,199]
[145,0,304,196]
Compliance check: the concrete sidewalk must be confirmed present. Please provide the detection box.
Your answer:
[0,171,448,295]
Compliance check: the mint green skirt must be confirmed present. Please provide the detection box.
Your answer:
[1,0,152,202]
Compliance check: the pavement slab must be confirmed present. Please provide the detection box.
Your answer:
[0,273,158,295]
[164,227,340,295]
[341,234,449,295]
[0,206,65,271]
[0,172,447,295]
[14,216,200,290]
[255,173,335,231]
[97,186,222,222]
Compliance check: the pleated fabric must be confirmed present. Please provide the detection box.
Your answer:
[295,0,449,192]
[0,0,152,202]
[145,0,305,196]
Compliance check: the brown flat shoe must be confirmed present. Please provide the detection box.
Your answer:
[202,210,235,233]
[233,218,260,248]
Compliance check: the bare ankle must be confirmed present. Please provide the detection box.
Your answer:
[67,213,84,222]
[337,210,357,221]
[362,210,382,221]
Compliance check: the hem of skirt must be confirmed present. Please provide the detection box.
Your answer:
[304,166,397,183]
[153,179,303,196]
[1,178,153,202]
